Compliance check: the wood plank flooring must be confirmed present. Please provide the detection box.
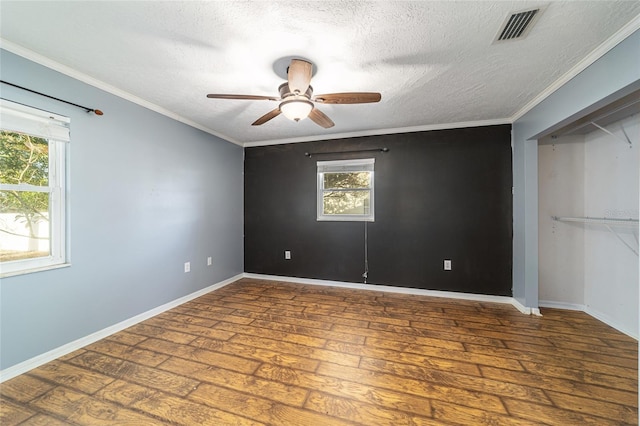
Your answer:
[1,277,637,425]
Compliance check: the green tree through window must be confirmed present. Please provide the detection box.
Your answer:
[317,158,375,221]
[323,172,371,215]
[0,131,50,261]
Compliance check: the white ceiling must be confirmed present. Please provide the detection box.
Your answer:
[1,1,639,146]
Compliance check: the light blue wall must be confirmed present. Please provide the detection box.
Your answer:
[0,50,244,370]
[512,29,640,308]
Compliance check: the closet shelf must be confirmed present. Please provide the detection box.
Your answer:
[552,216,638,256]
[551,216,638,227]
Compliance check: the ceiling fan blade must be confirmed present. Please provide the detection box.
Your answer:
[252,108,282,126]
[313,92,381,104]
[207,94,278,101]
[288,59,312,95]
[309,107,335,129]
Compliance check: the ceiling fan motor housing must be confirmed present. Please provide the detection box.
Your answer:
[279,83,313,100]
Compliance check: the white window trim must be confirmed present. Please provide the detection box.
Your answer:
[317,158,375,222]
[0,99,70,141]
[1,100,69,277]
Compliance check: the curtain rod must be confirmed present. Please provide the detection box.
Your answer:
[304,147,389,157]
[1,80,103,115]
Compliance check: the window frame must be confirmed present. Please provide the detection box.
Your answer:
[316,158,375,222]
[0,100,69,277]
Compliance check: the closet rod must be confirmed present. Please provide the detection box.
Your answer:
[552,216,638,256]
[552,216,638,227]
[1,80,103,115]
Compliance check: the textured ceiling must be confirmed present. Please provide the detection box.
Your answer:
[1,1,639,146]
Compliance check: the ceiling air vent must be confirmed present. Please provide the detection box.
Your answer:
[495,8,542,42]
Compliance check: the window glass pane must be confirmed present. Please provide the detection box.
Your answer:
[0,102,67,275]
[324,172,370,189]
[0,190,50,262]
[1,131,49,186]
[317,159,374,222]
[323,190,370,215]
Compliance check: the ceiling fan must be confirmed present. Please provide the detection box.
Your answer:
[206,59,381,128]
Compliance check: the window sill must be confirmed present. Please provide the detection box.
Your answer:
[317,216,375,222]
[1,262,71,279]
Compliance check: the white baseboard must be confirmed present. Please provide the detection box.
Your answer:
[0,273,242,383]
[530,308,542,316]
[510,298,533,315]
[243,273,536,314]
[539,300,638,340]
[14,273,623,383]
[539,300,586,311]
[585,306,639,340]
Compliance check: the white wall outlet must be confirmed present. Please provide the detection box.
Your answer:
[284,250,291,260]
[184,262,191,273]
[444,260,452,271]
[207,257,212,266]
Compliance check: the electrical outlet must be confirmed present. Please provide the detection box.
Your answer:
[284,250,291,260]
[444,260,452,271]
[207,257,212,266]
[184,262,191,273]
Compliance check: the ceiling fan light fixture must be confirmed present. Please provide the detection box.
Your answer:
[207,58,380,128]
[280,99,313,122]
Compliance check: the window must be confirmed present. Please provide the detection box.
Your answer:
[317,158,375,221]
[0,100,69,277]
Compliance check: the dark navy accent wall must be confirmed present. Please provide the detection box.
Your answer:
[245,124,513,296]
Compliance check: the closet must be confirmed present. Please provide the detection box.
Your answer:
[538,91,639,338]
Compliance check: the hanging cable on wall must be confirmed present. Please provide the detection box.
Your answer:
[363,221,369,284]
[1,80,104,115]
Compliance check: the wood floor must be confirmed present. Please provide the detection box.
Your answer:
[1,278,637,425]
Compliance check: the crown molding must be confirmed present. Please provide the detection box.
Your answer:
[242,118,512,147]
[5,10,638,149]
[510,14,640,123]
[0,38,242,147]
